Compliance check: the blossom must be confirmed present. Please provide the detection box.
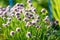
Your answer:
[23,17,29,22]
[26,32,31,38]
[54,20,59,25]
[2,23,7,27]
[10,31,15,36]
[2,8,6,12]
[25,22,32,27]
[36,25,41,28]
[16,27,21,32]
[41,8,46,13]
[7,17,11,21]
[31,19,37,25]
[6,21,10,25]
[30,7,36,13]
[44,16,49,22]
[18,17,21,20]
[27,0,31,3]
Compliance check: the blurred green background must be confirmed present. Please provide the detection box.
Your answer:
[0,0,48,9]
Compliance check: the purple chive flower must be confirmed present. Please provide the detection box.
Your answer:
[31,21,36,25]
[44,16,49,22]
[28,16,31,19]
[29,9,32,12]
[10,13,14,17]
[26,12,29,15]
[18,17,21,20]
[27,0,31,3]
[20,4,24,7]
[32,17,34,19]
[41,8,46,13]
[34,14,40,19]
[30,14,33,17]
[2,17,6,20]
[6,21,10,25]
[30,4,33,7]
[26,22,32,27]
[37,16,40,19]
[54,20,59,25]
[10,31,15,36]
[17,4,20,6]
[35,19,39,22]
[23,17,29,22]
[32,8,36,12]
[15,9,19,12]
[26,32,31,38]
[30,7,36,13]
[17,3,20,6]
[2,8,6,11]
[16,15,20,18]
[36,25,41,28]
[7,17,11,21]
[16,27,21,32]
[16,13,20,15]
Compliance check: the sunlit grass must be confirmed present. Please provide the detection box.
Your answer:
[51,0,60,25]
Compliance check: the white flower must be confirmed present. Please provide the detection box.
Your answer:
[19,3,24,7]
[15,3,20,6]
[2,17,6,20]
[27,0,31,3]
[10,13,14,17]
[6,21,10,25]
[36,25,41,28]
[41,8,46,13]
[43,16,50,24]
[10,31,15,36]
[7,17,11,21]
[29,3,33,7]
[54,20,59,25]
[30,7,36,13]
[23,12,29,16]
[17,17,21,20]
[46,16,49,18]
[5,5,10,12]
[23,17,29,22]
[31,19,37,25]
[15,12,20,16]
[44,16,49,22]
[34,14,39,19]
[35,19,39,22]
[2,23,7,27]
[26,22,32,27]
[26,32,31,38]
[16,27,20,32]
[2,8,6,11]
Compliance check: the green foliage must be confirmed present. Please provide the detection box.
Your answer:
[51,0,60,25]
[0,0,60,40]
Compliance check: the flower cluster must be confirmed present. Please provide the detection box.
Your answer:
[0,0,48,37]
[10,27,21,36]
[0,0,40,28]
